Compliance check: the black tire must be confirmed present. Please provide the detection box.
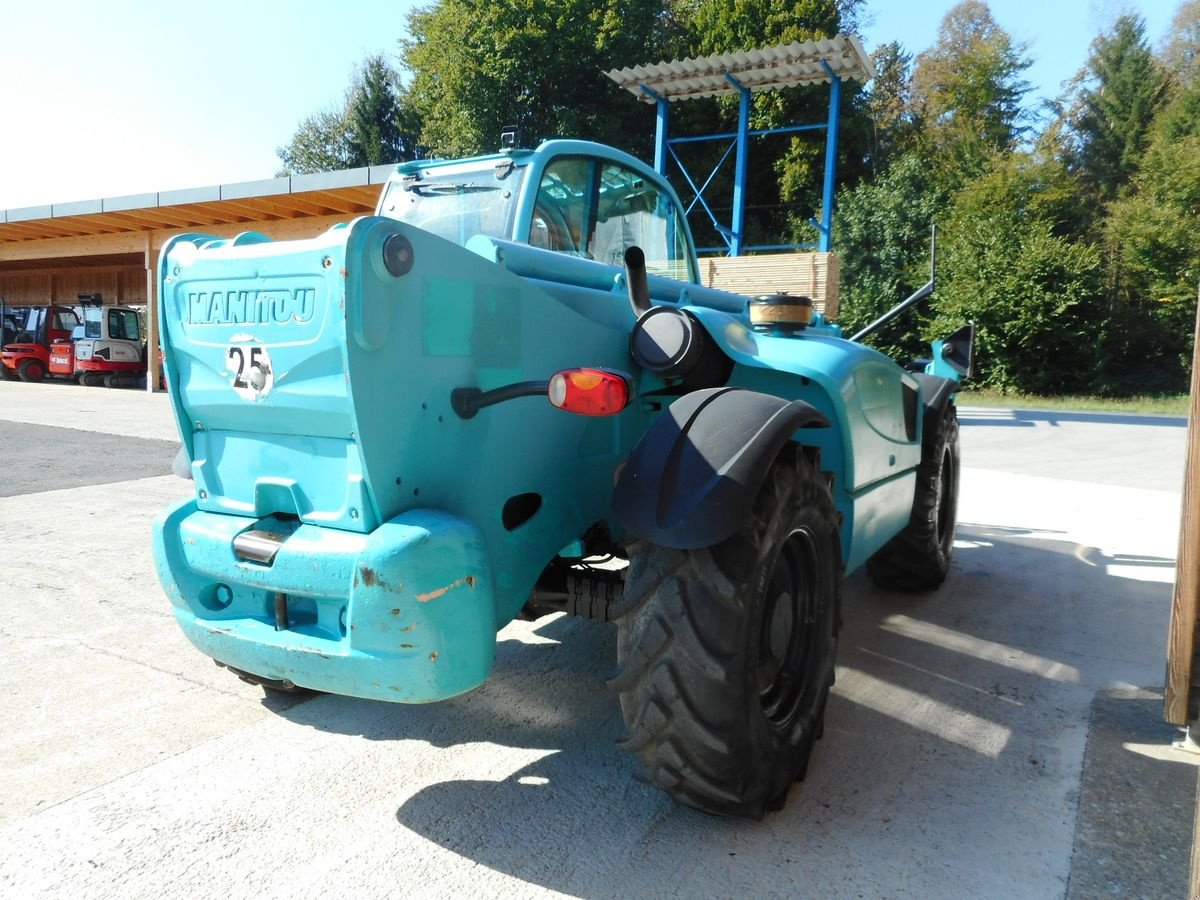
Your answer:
[0,364,14,381]
[611,447,841,819]
[223,664,313,696]
[17,358,45,382]
[867,402,960,591]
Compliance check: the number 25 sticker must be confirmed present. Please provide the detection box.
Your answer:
[226,344,274,400]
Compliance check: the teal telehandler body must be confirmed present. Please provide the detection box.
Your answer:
[153,139,971,818]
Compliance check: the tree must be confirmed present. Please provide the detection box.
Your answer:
[680,0,843,53]
[1100,125,1200,393]
[865,41,915,175]
[909,0,1031,181]
[1162,0,1200,87]
[277,54,419,175]
[932,152,1103,394]
[1064,14,1167,204]
[346,54,422,167]
[832,152,945,361]
[276,106,355,175]
[400,0,672,159]
[832,3,1036,371]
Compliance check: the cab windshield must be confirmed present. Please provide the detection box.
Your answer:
[378,161,524,247]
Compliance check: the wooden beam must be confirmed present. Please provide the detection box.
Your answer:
[0,264,141,279]
[0,220,93,240]
[51,216,128,236]
[292,192,370,215]
[173,202,256,225]
[269,194,348,217]
[207,196,305,220]
[1166,294,1200,724]
[0,213,358,270]
[0,231,154,261]
[65,212,154,233]
[108,207,207,229]
[328,185,383,204]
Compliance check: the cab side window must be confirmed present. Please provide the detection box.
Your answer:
[532,158,596,255]
[592,162,690,280]
[531,156,690,282]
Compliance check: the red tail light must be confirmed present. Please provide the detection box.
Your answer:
[548,368,631,416]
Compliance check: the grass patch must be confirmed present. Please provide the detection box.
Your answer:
[957,389,1189,416]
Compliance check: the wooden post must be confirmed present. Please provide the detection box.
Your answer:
[1192,776,1200,900]
[1170,294,1200,900]
[1167,295,1200,725]
[145,236,159,392]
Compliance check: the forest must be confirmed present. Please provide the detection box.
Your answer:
[276,0,1200,397]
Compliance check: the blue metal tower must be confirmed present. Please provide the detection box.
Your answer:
[606,36,874,256]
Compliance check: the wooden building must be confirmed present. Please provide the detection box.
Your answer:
[0,167,395,389]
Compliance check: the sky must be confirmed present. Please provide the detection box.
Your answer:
[0,0,1180,211]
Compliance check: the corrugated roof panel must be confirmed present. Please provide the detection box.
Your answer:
[606,34,875,103]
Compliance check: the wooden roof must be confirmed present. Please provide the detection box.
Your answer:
[0,165,396,246]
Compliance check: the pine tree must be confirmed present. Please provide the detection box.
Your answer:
[1066,14,1168,203]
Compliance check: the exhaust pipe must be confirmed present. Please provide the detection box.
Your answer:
[624,246,651,317]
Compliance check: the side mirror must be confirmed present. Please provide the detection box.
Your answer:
[937,322,975,379]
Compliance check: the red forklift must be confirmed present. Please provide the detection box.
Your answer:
[0,299,82,382]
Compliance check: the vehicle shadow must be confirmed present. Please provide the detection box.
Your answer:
[263,521,1178,897]
[957,406,1186,429]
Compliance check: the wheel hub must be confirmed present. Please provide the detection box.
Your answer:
[757,527,822,730]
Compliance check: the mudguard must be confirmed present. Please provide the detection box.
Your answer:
[912,373,956,420]
[612,387,828,550]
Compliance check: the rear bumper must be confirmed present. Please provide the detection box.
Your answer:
[152,499,497,702]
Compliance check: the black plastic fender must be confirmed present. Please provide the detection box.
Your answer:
[612,387,828,550]
[911,373,956,420]
[911,373,961,449]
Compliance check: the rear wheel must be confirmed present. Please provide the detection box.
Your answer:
[867,402,960,590]
[17,358,45,382]
[611,447,841,819]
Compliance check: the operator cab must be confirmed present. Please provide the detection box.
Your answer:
[376,140,698,284]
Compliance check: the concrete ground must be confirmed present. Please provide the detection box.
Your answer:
[0,381,1193,899]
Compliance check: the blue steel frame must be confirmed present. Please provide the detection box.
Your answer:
[642,60,845,256]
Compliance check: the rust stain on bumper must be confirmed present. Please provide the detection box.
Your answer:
[415,574,477,603]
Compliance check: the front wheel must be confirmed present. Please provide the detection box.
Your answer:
[17,358,46,382]
[611,447,841,819]
[867,402,960,590]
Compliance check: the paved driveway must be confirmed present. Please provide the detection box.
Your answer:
[0,385,1191,898]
